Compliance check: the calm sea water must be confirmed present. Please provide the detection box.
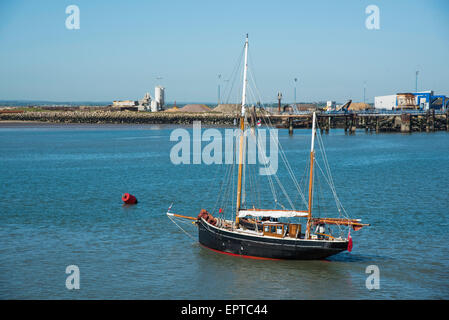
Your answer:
[0,122,448,299]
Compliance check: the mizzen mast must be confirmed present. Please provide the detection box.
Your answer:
[235,34,249,226]
[306,112,317,239]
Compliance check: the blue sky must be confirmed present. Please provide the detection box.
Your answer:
[0,0,448,103]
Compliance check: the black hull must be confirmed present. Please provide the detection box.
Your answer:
[198,219,348,260]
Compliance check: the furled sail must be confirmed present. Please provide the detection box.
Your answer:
[238,209,309,218]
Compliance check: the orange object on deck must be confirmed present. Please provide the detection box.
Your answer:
[122,193,137,204]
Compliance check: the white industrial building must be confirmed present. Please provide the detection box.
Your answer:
[137,92,151,111]
[326,101,336,109]
[375,90,448,110]
[114,86,165,112]
[149,86,165,112]
[113,100,138,107]
[374,95,397,110]
[155,86,164,109]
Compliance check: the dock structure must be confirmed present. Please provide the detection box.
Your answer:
[269,109,449,134]
[1,109,449,134]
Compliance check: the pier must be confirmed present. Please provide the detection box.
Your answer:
[1,109,449,134]
[271,109,449,134]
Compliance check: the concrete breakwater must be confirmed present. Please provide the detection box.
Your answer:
[0,111,238,125]
[1,110,449,133]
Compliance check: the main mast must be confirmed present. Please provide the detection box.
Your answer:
[235,34,249,226]
[306,112,316,239]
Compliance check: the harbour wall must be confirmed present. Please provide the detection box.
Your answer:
[0,111,237,125]
[1,110,449,133]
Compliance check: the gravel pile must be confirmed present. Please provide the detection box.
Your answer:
[214,104,241,114]
[179,104,211,112]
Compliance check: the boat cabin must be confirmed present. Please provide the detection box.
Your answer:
[262,222,301,239]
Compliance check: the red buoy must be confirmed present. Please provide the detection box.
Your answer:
[122,193,137,204]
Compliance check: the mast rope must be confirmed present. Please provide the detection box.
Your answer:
[313,124,352,225]
[223,44,245,105]
[167,215,197,241]
[249,71,309,209]
[242,56,309,211]
[259,110,308,208]
[317,128,349,217]
[248,131,278,205]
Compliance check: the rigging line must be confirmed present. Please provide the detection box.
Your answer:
[250,163,258,209]
[224,152,236,219]
[292,160,310,208]
[213,161,233,216]
[213,162,228,211]
[231,137,236,223]
[247,163,254,208]
[273,173,296,210]
[255,124,297,210]
[222,163,234,212]
[248,131,278,204]
[248,72,261,111]
[317,131,336,196]
[314,124,351,220]
[253,127,294,211]
[255,119,283,205]
[255,132,278,204]
[314,123,339,200]
[224,44,245,104]
[279,135,308,203]
[246,84,256,107]
[316,168,326,218]
[314,159,350,221]
[314,150,340,210]
[247,50,265,105]
[259,111,308,208]
[238,50,246,102]
[316,122,339,200]
[167,216,197,241]
[253,163,261,209]
[246,49,307,209]
[217,139,235,219]
[246,146,261,209]
[313,156,346,236]
[278,141,308,207]
[257,107,305,200]
[217,167,229,209]
[254,110,306,212]
[242,130,247,208]
[210,143,233,215]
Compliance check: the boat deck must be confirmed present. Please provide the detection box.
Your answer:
[210,218,345,242]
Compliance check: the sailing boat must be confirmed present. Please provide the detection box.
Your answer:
[167,35,369,260]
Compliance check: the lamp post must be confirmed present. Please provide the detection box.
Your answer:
[294,77,298,105]
[277,91,282,113]
[363,81,366,103]
[218,74,222,105]
[415,70,419,93]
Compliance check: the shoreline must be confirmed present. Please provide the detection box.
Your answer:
[0,110,241,125]
[1,110,449,133]
[0,120,239,129]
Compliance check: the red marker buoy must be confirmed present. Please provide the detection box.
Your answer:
[122,193,137,204]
